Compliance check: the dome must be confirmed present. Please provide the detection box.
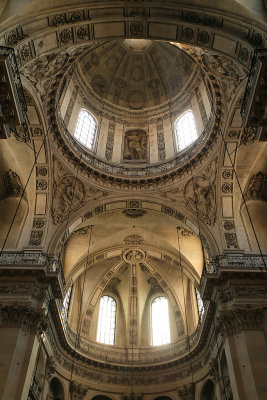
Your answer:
[58,40,214,179]
[79,40,197,110]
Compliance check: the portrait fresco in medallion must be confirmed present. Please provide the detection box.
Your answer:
[123,129,147,162]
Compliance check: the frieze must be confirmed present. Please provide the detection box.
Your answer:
[210,254,267,271]
[219,287,267,303]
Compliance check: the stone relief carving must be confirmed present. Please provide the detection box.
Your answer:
[105,121,115,161]
[123,249,144,263]
[12,123,31,143]
[122,209,147,218]
[246,172,267,202]
[21,51,69,98]
[184,159,217,226]
[184,47,246,101]
[51,159,107,224]
[3,169,24,198]
[241,126,257,145]
[124,235,144,245]
[179,227,193,237]
[29,230,43,246]
[51,175,85,224]
[147,277,161,290]
[106,277,121,291]
[224,233,238,249]
[123,129,147,162]
[156,120,166,161]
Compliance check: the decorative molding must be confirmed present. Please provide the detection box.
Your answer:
[105,121,115,161]
[216,307,263,336]
[156,120,166,162]
[0,304,47,333]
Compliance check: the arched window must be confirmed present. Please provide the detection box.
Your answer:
[97,296,116,345]
[175,110,198,151]
[74,108,97,150]
[152,296,170,346]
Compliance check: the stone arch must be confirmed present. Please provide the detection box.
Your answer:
[49,196,218,262]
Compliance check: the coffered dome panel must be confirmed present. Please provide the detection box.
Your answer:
[79,40,197,110]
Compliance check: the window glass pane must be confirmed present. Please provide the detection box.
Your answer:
[195,288,204,320]
[74,109,97,150]
[152,296,170,346]
[97,296,116,345]
[63,286,73,317]
[175,110,198,151]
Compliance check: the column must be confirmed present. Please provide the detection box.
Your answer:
[217,306,267,400]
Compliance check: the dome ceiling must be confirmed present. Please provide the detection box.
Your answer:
[79,40,197,110]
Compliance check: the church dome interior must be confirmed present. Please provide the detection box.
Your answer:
[0,1,267,400]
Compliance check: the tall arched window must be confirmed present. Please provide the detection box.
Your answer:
[74,108,97,150]
[152,296,170,346]
[97,296,116,345]
[175,110,198,151]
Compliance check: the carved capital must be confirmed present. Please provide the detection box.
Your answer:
[216,306,263,336]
